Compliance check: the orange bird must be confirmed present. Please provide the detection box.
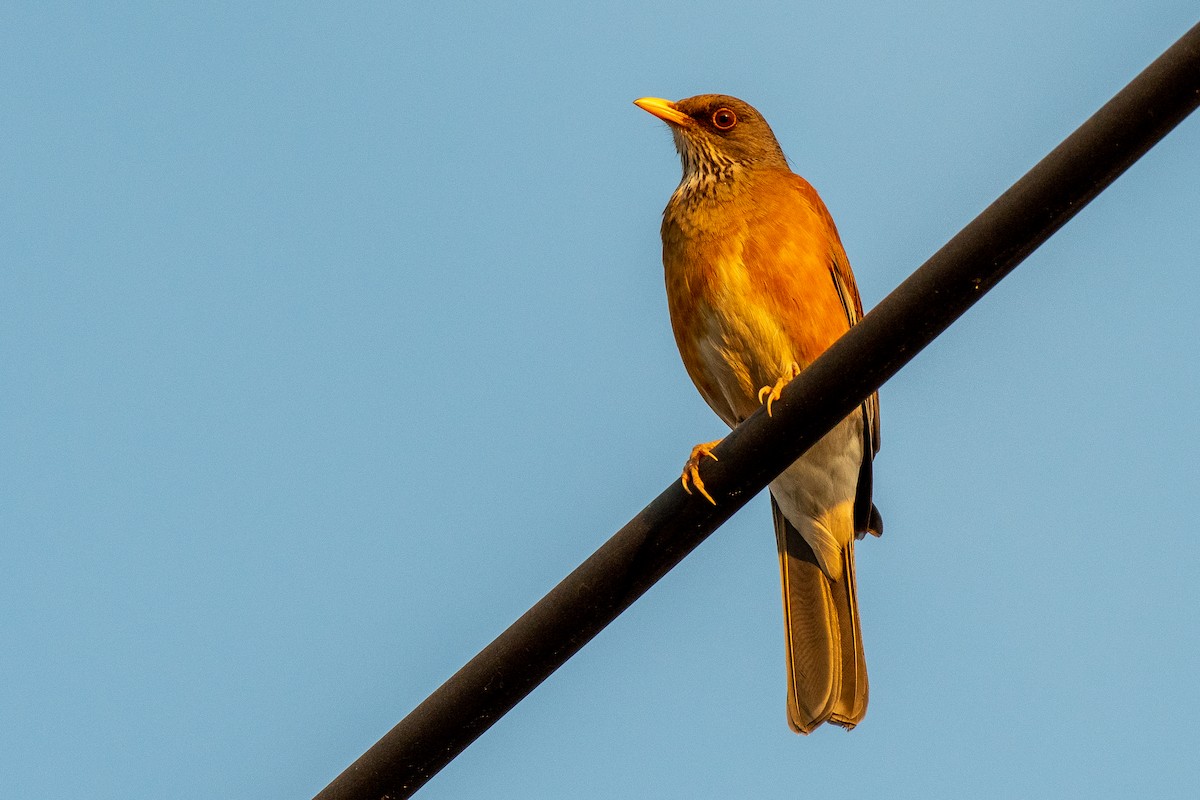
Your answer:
[635,94,882,734]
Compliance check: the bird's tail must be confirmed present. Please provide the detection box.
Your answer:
[772,496,868,734]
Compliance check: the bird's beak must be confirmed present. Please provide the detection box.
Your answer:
[634,97,692,127]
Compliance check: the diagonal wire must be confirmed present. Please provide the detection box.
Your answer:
[315,20,1200,800]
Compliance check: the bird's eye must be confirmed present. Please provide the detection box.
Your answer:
[711,108,737,130]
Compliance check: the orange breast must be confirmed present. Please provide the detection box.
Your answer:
[661,168,856,426]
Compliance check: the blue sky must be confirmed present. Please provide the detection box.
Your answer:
[4,3,1199,798]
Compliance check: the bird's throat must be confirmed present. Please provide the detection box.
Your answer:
[673,134,739,203]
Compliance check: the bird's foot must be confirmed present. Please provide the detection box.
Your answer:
[681,439,722,505]
[757,362,802,416]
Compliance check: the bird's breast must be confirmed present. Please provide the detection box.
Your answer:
[662,216,791,425]
[661,175,851,426]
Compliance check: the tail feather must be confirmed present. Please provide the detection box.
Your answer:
[772,497,868,733]
[830,542,868,726]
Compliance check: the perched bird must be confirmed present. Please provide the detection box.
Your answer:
[635,94,882,734]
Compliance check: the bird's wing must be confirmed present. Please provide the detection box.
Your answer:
[829,252,883,538]
[829,255,880,457]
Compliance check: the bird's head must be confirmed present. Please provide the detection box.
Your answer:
[634,94,788,186]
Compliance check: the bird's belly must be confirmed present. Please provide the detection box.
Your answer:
[689,301,797,426]
[769,414,862,527]
[688,304,863,570]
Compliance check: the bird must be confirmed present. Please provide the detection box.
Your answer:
[634,94,882,734]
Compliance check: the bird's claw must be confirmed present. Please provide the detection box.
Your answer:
[681,440,721,505]
[757,362,802,416]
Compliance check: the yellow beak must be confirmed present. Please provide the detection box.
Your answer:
[633,97,692,127]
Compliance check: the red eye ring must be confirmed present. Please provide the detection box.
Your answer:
[711,107,737,130]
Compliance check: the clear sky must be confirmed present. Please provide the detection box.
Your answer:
[4,3,1199,798]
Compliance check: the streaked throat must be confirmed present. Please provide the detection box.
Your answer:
[672,130,738,201]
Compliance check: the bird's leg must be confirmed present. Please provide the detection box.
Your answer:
[757,362,802,417]
[681,439,722,505]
